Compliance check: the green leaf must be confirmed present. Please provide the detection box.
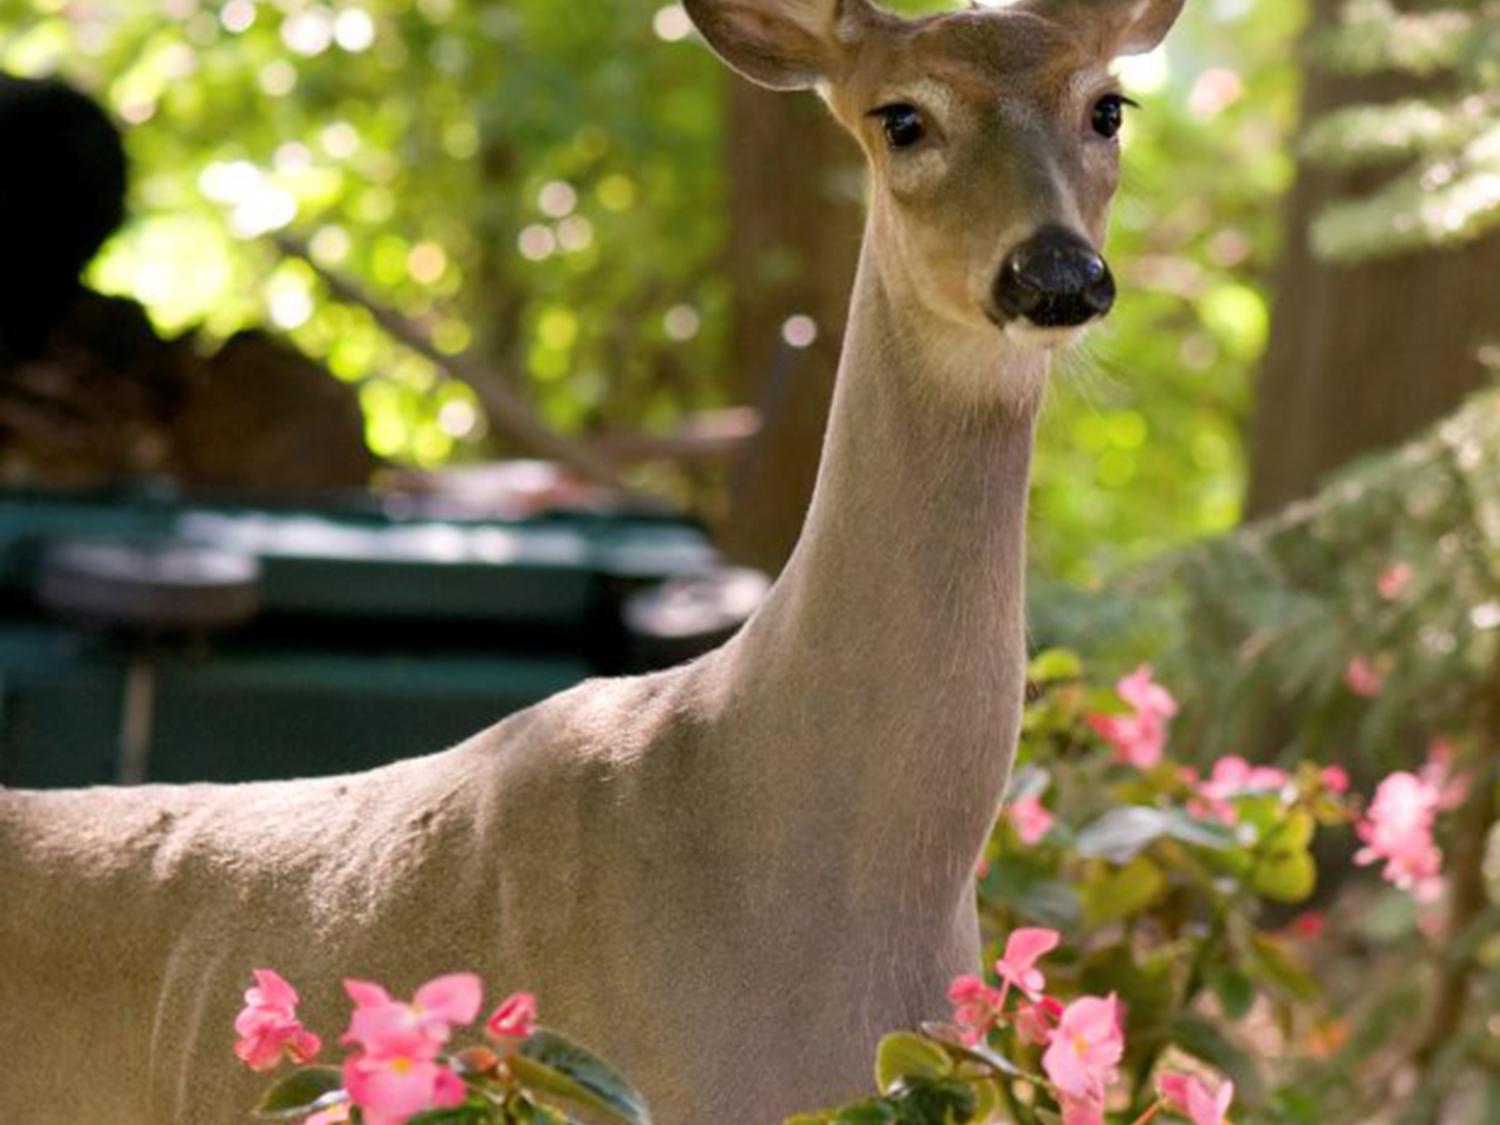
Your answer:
[406,1109,487,1125]
[1082,856,1166,924]
[514,1028,653,1125]
[968,1078,1004,1125]
[876,1033,953,1093]
[1074,807,1171,862]
[1264,808,1316,851]
[1027,648,1083,683]
[833,1099,899,1125]
[1252,848,1317,902]
[918,1023,1024,1079]
[1209,967,1257,1021]
[253,1067,346,1120]
[1162,809,1238,851]
[1247,934,1321,1003]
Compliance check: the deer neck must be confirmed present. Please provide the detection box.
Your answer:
[716,225,1046,907]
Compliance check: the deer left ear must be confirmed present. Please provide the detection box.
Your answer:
[1109,0,1186,55]
[1021,0,1185,58]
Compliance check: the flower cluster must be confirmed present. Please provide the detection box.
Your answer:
[233,970,539,1125]
[1088,666,1179,770]
[947,928,1232,1125]
[234,970,323,1073]
[340,974,485,1125]
[1354,770,1444,901]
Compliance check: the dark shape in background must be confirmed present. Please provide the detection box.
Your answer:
[0,73,373,495]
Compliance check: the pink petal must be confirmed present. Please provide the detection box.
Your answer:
[344,979,393,1008]
[248,969,299,1013]
[414,973,483,1026]
[1004,928,1061,970]
[485,992,538,1040]
[1060,1092,1105,1125]
[1042,1035,1092,1098]
[288,1028,323,1064]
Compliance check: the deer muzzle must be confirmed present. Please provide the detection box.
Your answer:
[993,225,1116,329]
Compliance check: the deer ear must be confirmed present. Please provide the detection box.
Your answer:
[683,0,876,90]
[1020,0,1185,58]
[1109,0,1185,55]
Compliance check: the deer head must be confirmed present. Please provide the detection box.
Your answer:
[685,0,1184,369]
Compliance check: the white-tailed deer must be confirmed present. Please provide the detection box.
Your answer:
[0,0,1184,1121]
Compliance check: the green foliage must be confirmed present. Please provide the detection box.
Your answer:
[1031,0,1303,581]
[513,1028,653,1125]
[252,1024,649,1125]
[0,0,1308,582]
[1305,0,1500,260]
[2,0,727,468]
[254,1065,345,1119]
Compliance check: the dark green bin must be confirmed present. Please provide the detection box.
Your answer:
[0,488,739,788]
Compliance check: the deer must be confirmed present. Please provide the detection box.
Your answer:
[0,0,1184,1121]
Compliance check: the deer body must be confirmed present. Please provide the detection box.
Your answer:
[0,1,1184,1121]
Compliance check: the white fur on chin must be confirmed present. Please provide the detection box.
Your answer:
[1002,320,1091,350]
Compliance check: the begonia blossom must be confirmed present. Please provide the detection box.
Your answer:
[1377,562,1413,600]
[1343,656,1384,698]
[1089,665,1178,769]
[1015,996,1064,1046]
[1041,994,1124,1102]
[1355,771,1443,900]
[995,927,1060,1001]
[1008,794,1055,846]
[343,1049,466,1125]
[1158,1071,1235,1125]
[948,974,1006,1045]
[484,991,537,1043]
[233,969,322,1073]
[342,973,482,1061]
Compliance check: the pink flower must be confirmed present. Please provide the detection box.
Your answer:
[1089,666,1178,769]
[1377,562,1413,600]
[1421,739,1470,811]
[1200,756,1288,801]
[342,973,482,1061]
[1042,994,1124,1102]
[1289,911,1326,941]
[1355,771,1443,900]
[1008,794,1055,846]
[948,974,1006,1045]
[1343,656,1384,698]
[1059,1092,1105,1125]
[995,927,1060,1001]
[1158,1071,1235,1125]
[343,1050,466,1125]
[1015,996,1064,1046]
[233,969,322,1073]
[484,992,537,1042]
[305,1106,351,1125]
[1118,665,1178,719]
[1320,765,1351,794]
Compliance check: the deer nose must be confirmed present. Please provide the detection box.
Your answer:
[994,226,1115,328]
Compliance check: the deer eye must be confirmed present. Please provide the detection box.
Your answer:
[1091,93,1135,139]
[871,104,926,150]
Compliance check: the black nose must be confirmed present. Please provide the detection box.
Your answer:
[994,226,1115,328]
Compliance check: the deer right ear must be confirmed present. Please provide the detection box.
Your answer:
[683,0,876,91]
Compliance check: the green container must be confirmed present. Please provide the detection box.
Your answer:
[0,488,732,788]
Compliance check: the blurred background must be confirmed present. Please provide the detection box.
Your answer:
[0,0,1497,788]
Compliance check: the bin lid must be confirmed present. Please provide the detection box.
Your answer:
[0,488,720,627]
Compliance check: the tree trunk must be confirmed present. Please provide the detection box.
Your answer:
[716,79,863,574]
[1244,0,1500,519]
